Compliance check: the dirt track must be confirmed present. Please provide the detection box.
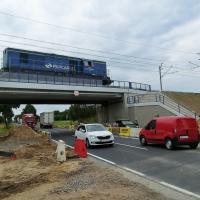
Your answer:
[0,126,171,200]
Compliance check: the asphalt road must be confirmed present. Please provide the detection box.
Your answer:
[47,128,200,196]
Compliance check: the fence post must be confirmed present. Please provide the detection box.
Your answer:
[178,104,180,113]
[129,82,132,89]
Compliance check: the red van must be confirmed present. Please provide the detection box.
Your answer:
[139,116,200,150]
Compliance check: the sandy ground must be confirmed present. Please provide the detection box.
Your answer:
[0,126,171,200]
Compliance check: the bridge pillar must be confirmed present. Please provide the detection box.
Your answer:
[97,94,129,123]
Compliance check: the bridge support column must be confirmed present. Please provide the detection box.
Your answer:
[97,94,129,123]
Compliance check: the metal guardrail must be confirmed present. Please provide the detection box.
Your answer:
[127,93,198,119]
[0,71,151,91]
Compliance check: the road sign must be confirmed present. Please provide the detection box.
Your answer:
[74,90,79,96]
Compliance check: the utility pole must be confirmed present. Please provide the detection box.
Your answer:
[159,64,177,92]
[159,63,163,91]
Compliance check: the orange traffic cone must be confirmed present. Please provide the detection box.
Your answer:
[74,139,87,158]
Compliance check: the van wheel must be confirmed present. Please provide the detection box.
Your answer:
[140,136,147,146]
[189,143,199,149]
[86,139,91,148]
[165,138,174,150]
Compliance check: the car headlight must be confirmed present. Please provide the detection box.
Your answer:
[110,134,114,139]
[89,135,97,140]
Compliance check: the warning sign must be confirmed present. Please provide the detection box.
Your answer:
[119,128,131,137]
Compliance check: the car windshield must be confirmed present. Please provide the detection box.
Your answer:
[86,124,106,132]
[122,120,134,125]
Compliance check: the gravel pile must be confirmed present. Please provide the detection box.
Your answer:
[53,174,96,193]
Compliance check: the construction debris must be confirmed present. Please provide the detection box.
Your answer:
[0,126,171,200]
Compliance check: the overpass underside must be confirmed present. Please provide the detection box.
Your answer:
[0,88,123,104]
[0,80,150,123]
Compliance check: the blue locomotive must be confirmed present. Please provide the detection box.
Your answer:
[2,48,112,85]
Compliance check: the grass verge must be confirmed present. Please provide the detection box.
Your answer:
[0,124,9,136]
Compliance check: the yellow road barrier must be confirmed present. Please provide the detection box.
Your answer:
[119,128,131,137]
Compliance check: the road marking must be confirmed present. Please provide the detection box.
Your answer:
[114,135,138,140]
[160,181,200,199]
[122,166,146,177]
[87,152,116,165]
[52,138,200,198]
[115,142,148,151]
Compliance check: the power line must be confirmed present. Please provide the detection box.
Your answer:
[0,41,157,72]
[0,32,163,63]
[1,32,197,69]
[0,10,198,55]
[1,39,200,78]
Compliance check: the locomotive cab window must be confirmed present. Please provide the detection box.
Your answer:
[88,61,92,67]
[20,53,29,64]
[84,60,93,67]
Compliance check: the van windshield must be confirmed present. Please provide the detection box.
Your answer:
[177,119,197,129]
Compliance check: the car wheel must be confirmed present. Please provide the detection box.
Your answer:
[189,143,199,149]
[165,138,174,150]
[140,136,147,146]
[86,138,91,148]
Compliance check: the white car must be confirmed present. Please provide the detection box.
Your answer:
[75,123,114,148]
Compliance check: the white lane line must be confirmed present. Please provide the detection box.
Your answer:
[52,138,200,198]
[87,152,116,165]
[122,166,145,177]
[115,142,148,151]
[114,135,139,140]
[160,181,200,199]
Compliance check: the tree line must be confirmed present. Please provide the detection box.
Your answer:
[0,104,97,127]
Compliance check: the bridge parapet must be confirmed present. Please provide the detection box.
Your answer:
[0,71,151,91]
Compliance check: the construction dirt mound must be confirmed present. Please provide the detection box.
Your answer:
[9,126,41,139]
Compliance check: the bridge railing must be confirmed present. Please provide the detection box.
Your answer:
[0,71,151,91]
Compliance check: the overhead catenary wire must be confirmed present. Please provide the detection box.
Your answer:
[0,10,198,55]
[0,32,164,63]
[1,40,200,78]
[0,39,159,72]
[0,32,197,70]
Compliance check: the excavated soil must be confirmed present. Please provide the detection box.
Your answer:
[0,126,172,200]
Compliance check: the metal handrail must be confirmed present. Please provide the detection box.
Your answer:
[127,93,198,118]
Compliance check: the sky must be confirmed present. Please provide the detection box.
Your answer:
[0,0,200,114]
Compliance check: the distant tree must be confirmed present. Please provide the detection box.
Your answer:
[22,104,37,116]
[68,104,97,122]
[0,115,4,123]
[54,109,68,121]
[0,104,20,127]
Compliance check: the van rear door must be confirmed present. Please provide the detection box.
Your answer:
[177,118,198,141]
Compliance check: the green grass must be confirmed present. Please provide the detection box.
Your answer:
[53,117,98,129]
[0,124,9,136]
[53,120,77,129]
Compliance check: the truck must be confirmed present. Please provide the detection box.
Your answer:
[22,113,36,129]
[40,112,54,128]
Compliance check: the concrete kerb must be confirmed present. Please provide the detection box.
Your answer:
[50,138,200,200]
